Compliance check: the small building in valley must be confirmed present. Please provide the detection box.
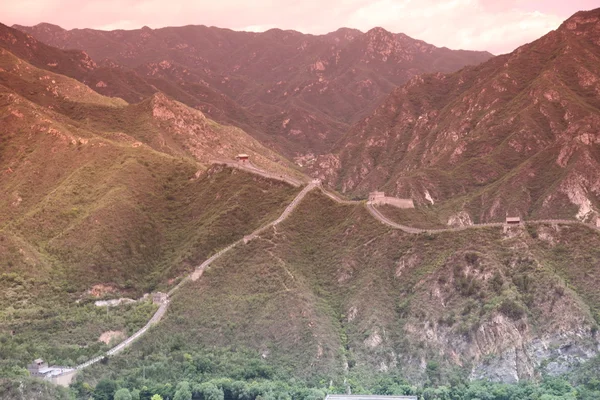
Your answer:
[236,154,249,163]
[325,395,417,400]
[27,359,77,387]
[505,217,521,225]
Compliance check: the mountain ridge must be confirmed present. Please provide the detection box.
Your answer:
[12,21,492,158]
[4,8,600,396]
[312,7,600,224]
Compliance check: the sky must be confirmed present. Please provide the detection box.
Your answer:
[1,0,598,54]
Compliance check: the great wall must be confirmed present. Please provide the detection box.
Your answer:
[47,173,318,386]
[45,160,600,386]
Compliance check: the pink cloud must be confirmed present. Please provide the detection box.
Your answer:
[1,0,597,54]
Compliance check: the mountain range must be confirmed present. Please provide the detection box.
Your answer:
[312,9,600,224]
[11,22,491,159]
[10,11,600,224]
[2,7,600,396]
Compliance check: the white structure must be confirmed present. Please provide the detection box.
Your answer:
[27,359,77,387]
[368,191,414,209]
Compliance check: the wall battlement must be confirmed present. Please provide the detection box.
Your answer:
[368,191,414,209]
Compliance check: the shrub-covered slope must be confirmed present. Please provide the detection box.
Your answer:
[0,47,300,371]
[89,190,600,386]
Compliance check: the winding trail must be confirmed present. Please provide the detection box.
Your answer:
[69,161,598,376]
[73,177,318,373]
[211,159,307,187]
[319,186,362,205]
[365,203,505,234]
[365,203,598,233]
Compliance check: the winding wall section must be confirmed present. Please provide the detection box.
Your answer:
[72,176,317,373]
[65,162,598,378]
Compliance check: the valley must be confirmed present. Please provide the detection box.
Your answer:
[1,5,600,400]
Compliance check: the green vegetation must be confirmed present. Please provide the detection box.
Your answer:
[0,151,298,371]
[70,375,600,400]
[1,44,302,383]
[0,377,72,400]
[0,297,156,371]
[3,19,600,400]
[375,205,447,229]
[6,371,600,400]
[68,191,600,394]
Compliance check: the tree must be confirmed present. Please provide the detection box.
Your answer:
[94,379,118,400]
[197,382,224,400]
[151,395,164,400]
[114,388,133,400]
[174,381,192,400]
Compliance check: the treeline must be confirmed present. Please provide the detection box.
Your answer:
[66,344,600,400]
[72,377,327,400]
[69,375,600,400]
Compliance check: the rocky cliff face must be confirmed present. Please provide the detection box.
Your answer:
[13,22,491,158]
[315,8,600,223]
[395,224,599,383]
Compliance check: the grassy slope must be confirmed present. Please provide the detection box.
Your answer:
[85,191,600,388]
[0,162,298,369]
[374,204,448,229]
[0,48,301,372]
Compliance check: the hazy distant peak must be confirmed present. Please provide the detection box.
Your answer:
[558,7,600,34]
[328,27,363,36]
[12,22,65,33]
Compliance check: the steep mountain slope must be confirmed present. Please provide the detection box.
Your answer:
[84,190,600,386]
[0,22,258,136]
[0,45,298,173]
[0,22,158,103]
[0,45,301,289]
[13,23,492,158]
[315,8,600,224]
[0,47,301,368]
